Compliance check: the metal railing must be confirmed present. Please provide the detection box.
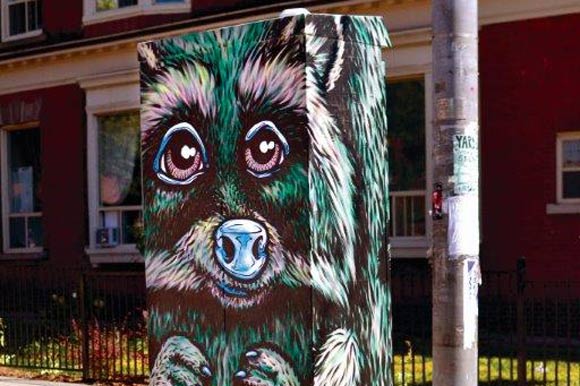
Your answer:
[392,257,580,386]
[389,190,426,237]
[1,259,579,385]
[0,266,147,382]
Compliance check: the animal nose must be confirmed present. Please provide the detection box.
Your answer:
[214,219,268,281]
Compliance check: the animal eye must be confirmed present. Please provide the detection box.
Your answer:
[154,122,208,185]
[244,121,290,178]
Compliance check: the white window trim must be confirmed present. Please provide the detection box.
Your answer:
[547,131,580,214]
[0,123,43,254]
[1,0,43,42]
[83,0,191,25]
[82,74,143,264]
[385,69,433,259]
[86,106,143,263]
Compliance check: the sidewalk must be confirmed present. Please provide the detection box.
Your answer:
[0,378,89,386]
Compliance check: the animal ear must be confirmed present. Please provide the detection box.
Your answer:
[276,13,306,43]
[138,42,160,72]
[306,16,346,93]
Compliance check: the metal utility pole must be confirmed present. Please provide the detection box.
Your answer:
[431,0,480,385]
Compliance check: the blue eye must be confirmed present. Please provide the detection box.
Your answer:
[153,122,208,185]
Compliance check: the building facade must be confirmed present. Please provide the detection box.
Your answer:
[0,0,578,281]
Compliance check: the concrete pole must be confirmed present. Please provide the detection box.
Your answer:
[431,0,480,385]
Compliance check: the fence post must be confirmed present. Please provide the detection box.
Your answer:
[79,272,90,381]
[516,256,526,386]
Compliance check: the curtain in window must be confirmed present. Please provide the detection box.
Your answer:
[98,113,141,206]
[9,128,42,213]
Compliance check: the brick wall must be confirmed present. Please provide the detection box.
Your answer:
[0,85,86,266]
[480,13,580,280]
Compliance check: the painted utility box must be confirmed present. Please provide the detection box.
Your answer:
[139,12,391,386]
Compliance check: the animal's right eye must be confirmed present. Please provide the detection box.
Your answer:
[153,122,208,185]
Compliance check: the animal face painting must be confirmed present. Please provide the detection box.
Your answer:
[139,13,391,386]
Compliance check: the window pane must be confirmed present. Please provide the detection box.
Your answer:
[100,210,119,228]
[98,112,141,207]
[394,197,405,236]
[412,195,426,236]
[27,0,41,31]
[36,0,42,28]
[562,139,580,168]
[97,0,138,11]
[9,3,26,36]
[388,199,393,237]
[28,216,43,248]
[122,210,142,244]
[387,79,426,191]
[563,171,580,199]
[8,129,42,213]
[9,217,25,248]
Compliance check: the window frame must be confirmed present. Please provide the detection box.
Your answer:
[0,122,43,254]
[87,107,143,261]
[83,74,143,264]
[556,132,580,204]
[1,0,43,42]
[83,0,190,25]
[385,71,433,258]
[95,110,142,242]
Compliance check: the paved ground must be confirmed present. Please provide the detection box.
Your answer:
[0,378,89,386]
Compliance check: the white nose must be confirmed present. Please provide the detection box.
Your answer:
[214,219,268,281]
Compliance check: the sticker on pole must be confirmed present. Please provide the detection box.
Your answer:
[447,194,479,257]
[463,258,480,349]
[452,125,478,194]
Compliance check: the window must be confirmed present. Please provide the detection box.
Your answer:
[557,133,580,203]
[97,112,142,246]
[1,127,42,252]
[83,76,143,263]
[96,0,137,12]
[387,78,427,238]
[1,0,42,42]
[84,0,189,24]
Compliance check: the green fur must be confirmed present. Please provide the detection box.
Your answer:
[140,13,391,386]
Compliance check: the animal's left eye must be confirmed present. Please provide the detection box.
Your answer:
[154,122,208,185]
[244,121,289,178]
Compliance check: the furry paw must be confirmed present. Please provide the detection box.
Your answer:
[150,336,213,386]
[233,346,300,386]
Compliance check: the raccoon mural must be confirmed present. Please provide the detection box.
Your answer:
[139,12,391,386]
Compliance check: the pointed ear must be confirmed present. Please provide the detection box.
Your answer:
[277,14,306,43]
[306,16,346,93]
[138,42,158,71]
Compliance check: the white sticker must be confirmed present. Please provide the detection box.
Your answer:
[463,259,479,349]
[453,125,478,194]
[447,194,479,257]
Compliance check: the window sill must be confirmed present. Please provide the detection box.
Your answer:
[1,29,43,43]
[546,203,580,214]
[0,250,46,261]
[390,236,429,258]
[86,245,143,265]
[83,3,190,25]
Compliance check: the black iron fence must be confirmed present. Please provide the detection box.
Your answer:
[0,267,148,382]
[0,259,579,385]
[392,257,580,386]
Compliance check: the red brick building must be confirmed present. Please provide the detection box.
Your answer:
[0,0,578,281]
